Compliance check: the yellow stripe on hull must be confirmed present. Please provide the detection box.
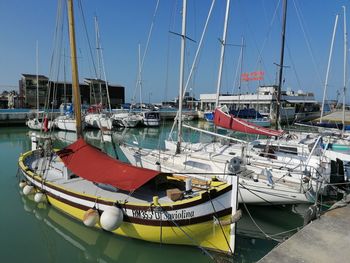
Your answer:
[47,194,232,254]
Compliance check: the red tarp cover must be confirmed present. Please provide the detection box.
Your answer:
[57,138,160,191]
[214,108,284,137]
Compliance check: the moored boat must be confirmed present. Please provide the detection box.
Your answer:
[19,137,239,255]
[17,0,240,256]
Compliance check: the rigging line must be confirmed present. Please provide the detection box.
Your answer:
[208,194,233,255]
[183,0,215,97]
[239,0,281,85]
[77,0,98,77]
[46,0,64,116]
[231,37,244,95]
[162,1,179,146]
[48,0,65,124]
[97,22,112,113]
[238,188,282,242]
[141,0,160,70]
[158,205,216,262]
[169,0,216,140]
[292,0,323,87]
[285,43,302,91]
[131,0,160,105]
[48,0,63,80]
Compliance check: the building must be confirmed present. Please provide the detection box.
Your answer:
[162,92,200,110]
[200,85,319,122]
[19,74,124,109]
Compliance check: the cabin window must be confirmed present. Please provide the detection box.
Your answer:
[183,160,212,171]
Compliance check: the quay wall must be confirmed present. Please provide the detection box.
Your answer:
[0,109,60,125]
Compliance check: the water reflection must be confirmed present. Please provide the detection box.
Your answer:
[237,204,306,239]
[20,194,215,263]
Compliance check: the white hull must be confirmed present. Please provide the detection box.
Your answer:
[26,118,55,130]
[55,116,85,132]
[119,144,310,205]
[142,111,160,127]
[111,112,143,128]
[84,113,113,130]
[324,149,350,162]
[143,120,160,127]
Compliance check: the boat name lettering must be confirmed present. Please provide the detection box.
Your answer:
[165,210,195,220]
[131,209,195,220]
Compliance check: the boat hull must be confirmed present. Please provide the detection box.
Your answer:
[119,144,310,205]
[84,114,113,130]
[26,118,55,130]
[18,150,237,255]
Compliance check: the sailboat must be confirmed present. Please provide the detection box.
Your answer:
[297,8,350,133]
[26,41,54,131]
[18,0,239,256]
[83,17,113,131]
[119,0,315,205]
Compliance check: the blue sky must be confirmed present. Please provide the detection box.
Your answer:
[0,0,349,104]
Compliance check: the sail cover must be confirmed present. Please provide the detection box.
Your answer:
[214,108,284,137]
[57,138,160,191]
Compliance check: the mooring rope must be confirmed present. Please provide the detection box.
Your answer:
[157,204,216,262]
[238,188,282,242]
[208,194,233,255]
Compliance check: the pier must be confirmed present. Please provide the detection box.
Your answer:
[0,108,198,125]
[314,110,350,124]
[0,109,60,125]
[258,200,350,262]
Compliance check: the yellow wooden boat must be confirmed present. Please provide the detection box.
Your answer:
[18,137,239,256]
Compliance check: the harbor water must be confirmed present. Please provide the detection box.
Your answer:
[0,123,309,262]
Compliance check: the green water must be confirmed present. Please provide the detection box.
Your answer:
[0,124,307,262]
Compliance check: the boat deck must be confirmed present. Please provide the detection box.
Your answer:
[27,155,200,205]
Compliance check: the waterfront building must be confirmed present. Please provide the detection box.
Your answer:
[199,85,319,123]
[19,74,125,109]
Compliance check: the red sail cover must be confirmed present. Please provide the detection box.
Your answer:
[57,138,160,191]
[214,108,284,137]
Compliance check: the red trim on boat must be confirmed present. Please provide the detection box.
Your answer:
[214,108,284,137]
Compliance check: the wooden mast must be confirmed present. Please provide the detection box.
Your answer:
[67,0,83,138]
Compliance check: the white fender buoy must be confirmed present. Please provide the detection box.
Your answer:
[23,185,34,196]
[100,207,123,231]
[19,180,27,189]
[83,209,100,227]
[34,192,46,203]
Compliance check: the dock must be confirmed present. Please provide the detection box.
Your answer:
[0,109,60,125]
[314,110,350,124]
[258,201,350,263]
